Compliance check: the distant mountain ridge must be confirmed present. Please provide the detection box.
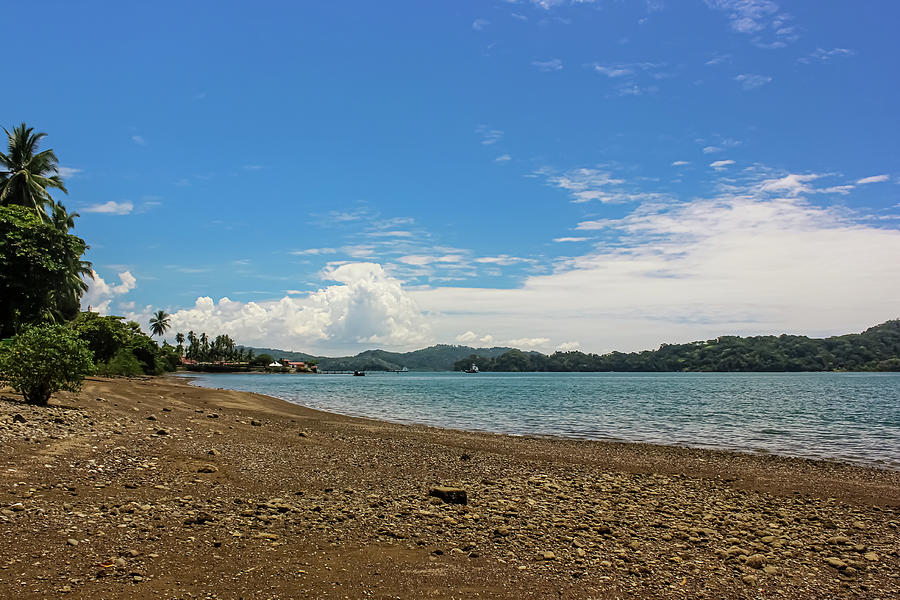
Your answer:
[241,344,514,372]
[244,320,900,373]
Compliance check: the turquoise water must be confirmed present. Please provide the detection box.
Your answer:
[185,371,900,469]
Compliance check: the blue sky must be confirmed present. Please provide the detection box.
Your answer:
[5,1,900,354]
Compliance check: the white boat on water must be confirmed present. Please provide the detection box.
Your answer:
[464,364,479,373]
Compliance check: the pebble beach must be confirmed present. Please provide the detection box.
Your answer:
[1,375,898,599]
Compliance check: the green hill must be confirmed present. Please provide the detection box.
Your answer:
[453,320,900,372]
[241,344,514,371]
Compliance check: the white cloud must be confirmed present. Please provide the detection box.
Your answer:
[472,18,490,31]
[167,263,431,352]
[857,174,889,185]
[291,248,337,255]
[705,0,780,34]
[83,201,134,215]
[474,255,531,266]
[454,331,550,351]
[710,160,735,170]
[477,126,503,146]
[705,53,732,66]
[799,47,855,64]
[366,230,413,238]
[532,59,563,72]
[593,65,634,78]
[412,191,900,353]
[57,166,82,178]
[81,270,137,315]
[131,135,146,146]
[758,173,821,197]
[735,73,772,89]
[555,341,581,351]
[553,237,588,242]
[702,146,722,154]
[495,154,512,163]
[542,167,628,203]
[671,161,690,167]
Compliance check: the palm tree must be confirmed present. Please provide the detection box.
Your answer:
[149,310,171,341]
[0,123,67,216]
[175,332,185,355]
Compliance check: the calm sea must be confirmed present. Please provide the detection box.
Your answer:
[184,371,900,469]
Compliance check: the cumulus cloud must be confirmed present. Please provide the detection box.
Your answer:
[454,331,550,351]
[81,270,137,314]
[555,341,581,351]
[167,263,431,352]
[83,201,134,215]
[412,190,900,353]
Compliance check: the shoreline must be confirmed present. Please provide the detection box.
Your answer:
[182,371,900,474]
[1,375,898,598]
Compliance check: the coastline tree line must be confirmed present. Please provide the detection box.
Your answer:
[454,320,900,373]
[0,124,178,404]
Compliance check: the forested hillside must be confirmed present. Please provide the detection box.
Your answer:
[453,321,900,372]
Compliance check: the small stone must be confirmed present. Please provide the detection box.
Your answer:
[207,413,219,419]
[66,538,78,546]
[197,465,218,473]
[745,554,766,569]
[763,565,777,575]
[298,431,309,437]
[742,575,758,585]
[207,449,220,456]
[863,552,879,562]
[146,415,157,421]
[428,486,467,505]
[161,407,172,412]
[250,419,263,426]
[127,549,140,557]
[542,551,556,561]
[156,429,169,436]
[12,414,26,424]
[827,536,850,545]
[825,557,846,570]
[115,558,126,567]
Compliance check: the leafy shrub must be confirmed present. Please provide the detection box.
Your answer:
[95,348,144,377]
[0,324,94,405]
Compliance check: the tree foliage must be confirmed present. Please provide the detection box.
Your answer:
[149,310,171,339]
[0,123,67,215]
[0,205,90,337]
[70,312,175,376]
[454,321,900,372]
[0,324,93,405]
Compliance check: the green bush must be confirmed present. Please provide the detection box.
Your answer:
[95,348,145,377]
[0,324,94,405]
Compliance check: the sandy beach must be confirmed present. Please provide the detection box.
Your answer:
[0,375,898,599]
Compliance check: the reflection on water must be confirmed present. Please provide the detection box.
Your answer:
[186,371,900,469]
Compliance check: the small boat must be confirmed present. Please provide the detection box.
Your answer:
[464,364,479,373]
[353,370,366,376]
